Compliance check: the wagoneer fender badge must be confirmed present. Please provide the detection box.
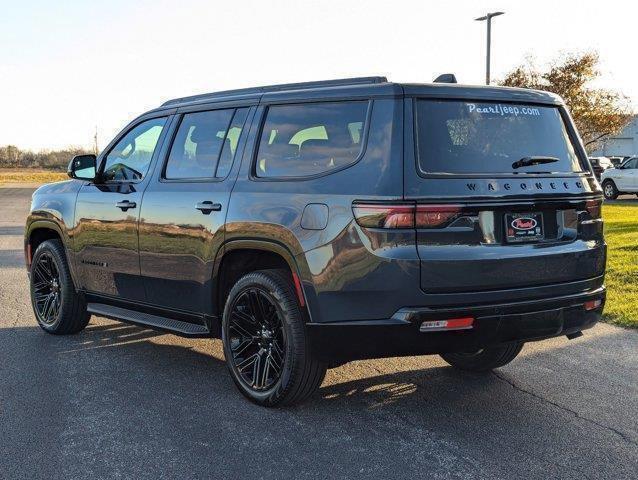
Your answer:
[511,217,537,231]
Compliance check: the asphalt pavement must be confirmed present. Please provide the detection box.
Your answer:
[1,186,636,479]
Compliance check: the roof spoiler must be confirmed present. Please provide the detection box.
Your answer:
[433,73,458,84]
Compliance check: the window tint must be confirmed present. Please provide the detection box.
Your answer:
[256,101,368,178]
[416,100,583,174]
[102,117,166,181]
[215,108,249,178]
[164,109,235,179]
[623,158,637,169]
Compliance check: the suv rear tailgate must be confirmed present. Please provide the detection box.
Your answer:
[404,96,605,305]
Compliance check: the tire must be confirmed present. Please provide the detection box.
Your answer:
[440,342,524,372]
[602,180,619,200]
[221,269,326,407]
[30,239,90,334]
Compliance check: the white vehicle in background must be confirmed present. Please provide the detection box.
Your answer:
[601,157,638,199]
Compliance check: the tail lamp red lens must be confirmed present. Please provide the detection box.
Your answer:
[351,204,415,229]
[584,299,602,311]
[353,203,462,229]
[415,205,462,228]
[584,199,602,219]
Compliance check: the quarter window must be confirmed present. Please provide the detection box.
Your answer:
[255,101,369,178]
[102,117,166,182]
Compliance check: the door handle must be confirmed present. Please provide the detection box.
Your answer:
[116,200,137,211]
[196,201,222,214]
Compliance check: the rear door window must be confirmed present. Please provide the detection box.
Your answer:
[255,101,369,178]
[164,107,249,180]
[415,100,584,175]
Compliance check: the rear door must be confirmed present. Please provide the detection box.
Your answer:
[74,115,170,301]
[138,106,252,314]
[404,97,605,304]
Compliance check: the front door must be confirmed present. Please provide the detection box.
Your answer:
[624,158,638,191]
[616,158,638,190]
[139,107,252,314]
[73,115,170,301]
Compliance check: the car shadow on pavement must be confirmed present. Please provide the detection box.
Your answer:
[2,322,635,479]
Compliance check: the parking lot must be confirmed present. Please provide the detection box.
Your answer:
[1,186,637,479]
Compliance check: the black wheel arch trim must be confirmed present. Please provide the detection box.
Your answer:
[213,238,316,322]
[25,220,81,290]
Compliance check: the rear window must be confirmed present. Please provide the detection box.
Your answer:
[416,100,584,175]
[255,101,369,178]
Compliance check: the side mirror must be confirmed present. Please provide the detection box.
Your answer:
[68,154,97,180]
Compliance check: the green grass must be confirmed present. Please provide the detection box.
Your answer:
[602,203,638,328]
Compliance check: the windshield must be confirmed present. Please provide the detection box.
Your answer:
[416,100,584,175]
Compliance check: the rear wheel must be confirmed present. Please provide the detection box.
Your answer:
[30,239,90,334]
[602,180,619,200]
[222,269,326,407]
[440,342,524,372]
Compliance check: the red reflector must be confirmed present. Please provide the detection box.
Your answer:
[584,299,602,311]
[26,243,32,266]
[352,204,415,229]
[291,272,305,307]
[415,205,462,228]
[420,317,474,332]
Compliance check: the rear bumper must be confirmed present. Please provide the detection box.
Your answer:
[307,287,605,362]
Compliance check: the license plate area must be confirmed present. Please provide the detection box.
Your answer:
[505,212,544,243]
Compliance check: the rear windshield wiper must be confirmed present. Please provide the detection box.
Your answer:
[512,156,559,169]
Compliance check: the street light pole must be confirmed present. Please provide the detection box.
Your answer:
[475,11,504,85]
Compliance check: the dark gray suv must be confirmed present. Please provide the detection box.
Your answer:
[25,77,606,406]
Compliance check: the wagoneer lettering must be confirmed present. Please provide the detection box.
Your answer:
[25,77,606,407]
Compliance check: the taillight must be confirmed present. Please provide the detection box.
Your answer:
[352,204,415,229]
[584,299,602,311]
[415,205,462,228]
[353,203,465,229]
[585,199,602,219]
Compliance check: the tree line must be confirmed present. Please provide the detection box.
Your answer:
[0,145,93,170]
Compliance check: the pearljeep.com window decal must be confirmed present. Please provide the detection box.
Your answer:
[467,103,541,116]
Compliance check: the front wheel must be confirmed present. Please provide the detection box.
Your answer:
[602,180,619,200]
[440,342,524,372]
[221,269,327,407]
[30,239,90,334]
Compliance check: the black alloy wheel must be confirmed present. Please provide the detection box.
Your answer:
[30,239,90,335]
[227,287,286,391]
[222,269,327,406]
[32,251,62,325]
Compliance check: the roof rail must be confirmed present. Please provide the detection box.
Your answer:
[161,76,388,107]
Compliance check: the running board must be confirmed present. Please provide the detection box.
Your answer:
[87,303,211,337]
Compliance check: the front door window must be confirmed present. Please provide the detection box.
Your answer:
[102,118,166,182]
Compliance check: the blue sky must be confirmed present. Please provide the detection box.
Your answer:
[1,0,637,150]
